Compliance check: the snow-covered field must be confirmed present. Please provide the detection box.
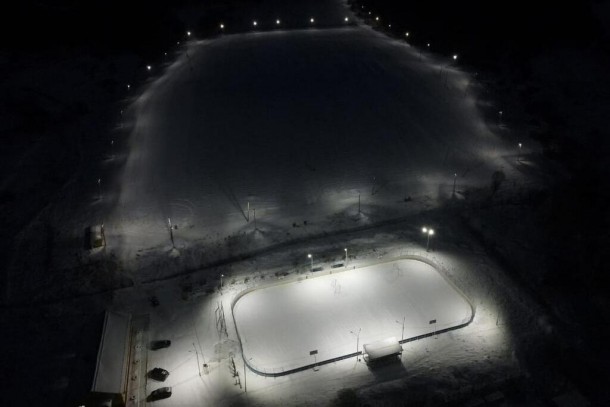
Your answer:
[103,23,518,276]
[234,259,472,374]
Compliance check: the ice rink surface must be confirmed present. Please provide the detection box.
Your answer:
[233,259,472,374]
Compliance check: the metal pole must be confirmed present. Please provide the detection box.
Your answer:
[168,218,175,248]
[452,173,457,195]
[97,178,102,200]
[358,193,361,213]
[247,201,250,222]
[253,208,257,230]
[344,248,348,267]
[402,316,405,342]
[243,356,247,393]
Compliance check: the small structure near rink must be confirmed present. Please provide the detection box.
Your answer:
[362,337,402,364]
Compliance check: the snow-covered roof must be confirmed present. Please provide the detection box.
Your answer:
[91,311,131,394]
[362,337,402,361]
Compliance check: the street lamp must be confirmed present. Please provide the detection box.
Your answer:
[308,254,313,272]
[344,248,348,267]
[452,172,457,196]
[517,142,522,162]
[350,328,361,361]
[310,17,315,23]
[187,31,191,37]
[422,227,434,252]
[97,178,102,200]
[345,17,349,22]
[405,32,409,38]
[253,20,257,27]
[146,65,151,72]
[126,84,131,90]
[220,274,224,290]
[396,316,405,342]
[220,23,224,30]
[276,19,281,25]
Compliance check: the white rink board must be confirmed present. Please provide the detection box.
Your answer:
[233,259,472,374]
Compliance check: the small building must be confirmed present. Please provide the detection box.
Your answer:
[362,337,402,363]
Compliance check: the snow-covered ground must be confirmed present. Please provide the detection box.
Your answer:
[2,1,567,405]
[102,24,518,278]
[234,259,472,374]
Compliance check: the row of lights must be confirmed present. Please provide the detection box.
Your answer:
[219,16,352,30]
[304,227,436,273]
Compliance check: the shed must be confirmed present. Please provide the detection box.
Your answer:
[362,337,402,363]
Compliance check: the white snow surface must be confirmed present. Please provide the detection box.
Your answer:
[107,25,513,266]
[234,259,472,373]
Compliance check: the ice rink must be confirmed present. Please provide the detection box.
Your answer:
[233,259,473,374]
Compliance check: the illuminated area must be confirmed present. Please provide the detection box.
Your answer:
[109,27,511,261]
[233,259,473,374]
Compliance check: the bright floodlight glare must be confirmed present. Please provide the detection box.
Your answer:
[405,32,410,37]
[422,227,427,233]
[427,43,430,47]
[146,65,151,71]
[388,24,391,28]
[519,142,522,148]
[308,253,312,258]
[310,18,314,23]
[187,31,191,36]
[276,19,280,25]
[429,229,435,235]
[453,54,458,60]
[253,20,257,26]
[375,16,379,21]
[220,23,224,29]
[345,17,349,22]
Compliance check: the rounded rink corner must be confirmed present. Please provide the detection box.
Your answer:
[231,257,475,376]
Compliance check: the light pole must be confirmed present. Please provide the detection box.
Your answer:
[452,172,457,196]
[220,23,224,30]
[310,17,315,24]
[344,248,348,267]
[498,110,503,126]
[97,178,102,200]
[441,54,458,85]
[220,274,224,291]
[517,142,522,163]
[422,227,434,252]
[168,218,175,248]
[396,317,405,342]
[308,254,313,272]
[350,328,361,361]
[276,19,281,25]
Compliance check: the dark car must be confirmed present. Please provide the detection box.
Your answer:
[149,386,172,401]
[150,340,171,350]
[149,367,170,381]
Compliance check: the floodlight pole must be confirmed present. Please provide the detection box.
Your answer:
[168,218,175,248]
[358,193,361,213]
[97,178,102,200]
[344,248,348,267]
[350,328,361,361]
[517,143,522,163]
[452,173,457,195]
[308,254,313,272]
[247,201,250,222]
[396,317,405,342]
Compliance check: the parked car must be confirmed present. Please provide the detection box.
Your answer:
[150,340,171,350]
[149,387,172,400]
[149,367,169,381]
